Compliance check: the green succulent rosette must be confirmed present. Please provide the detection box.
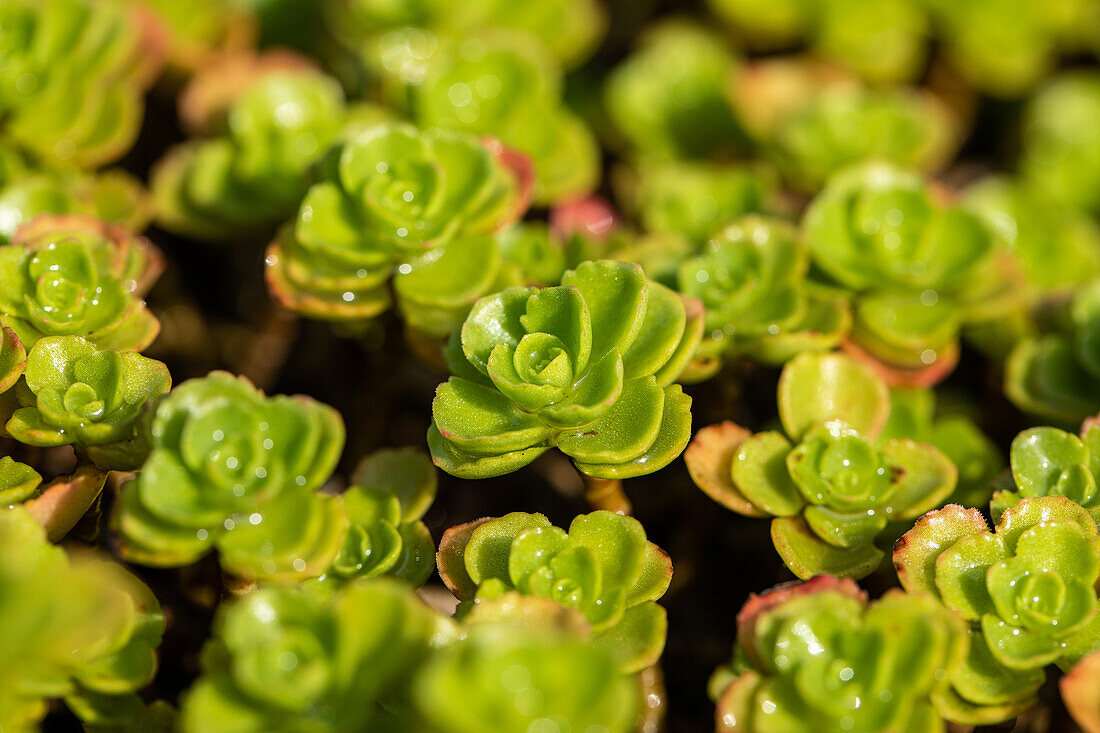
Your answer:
[0,0,159,168]
[1006,278,1100,424]
[393,33,600,204]
[803,162,1016,385]
[1022,73,1100,215]
[604,22,746,160]
[989,426,1100,523]
[266,122,530,327]
[429,260,702,479]
[320,448,437,587]
[731,60,959,191]
[712,575,966,733]
[686,353,957,579]
[437,509,673,673]
[180,578,443,732]
[0,506,164,732]
[678,216,850,368]
[0,215,163,353]
[153,68,349,241]
[6,336,170,470]
[895,497,1100,724]
[624,159,776,244]
[112,372,348,582]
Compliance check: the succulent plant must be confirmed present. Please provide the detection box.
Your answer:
[1006,278,1100,424]
[803,162,1017,385]
[0,326,26,397]
[152,65,351,240]
[604,22,745,160]
[678,216,850,368]
[437,509,673,672]
[1062,648,1100,733]
[1022,73,1100,214]
[686,353,957,579]
[0,215,163,353]
[712,575,966,732]
[895,497,1100,724]
[135,0,256,77]
[0,0,160,168]
[6,336,171,470]
[112,372,348,582]
[429,260,701,479]
[0,459,107,541]
[989,425,1100,523]
[180,578,442,732]
[0,506,164,731]
[266,123,531,327]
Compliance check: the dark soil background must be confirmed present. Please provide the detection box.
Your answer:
[39,0,1097,729]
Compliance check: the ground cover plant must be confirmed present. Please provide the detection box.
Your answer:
[5,0,1100,731]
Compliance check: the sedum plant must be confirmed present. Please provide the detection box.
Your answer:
[990,425,1100,523]
[112,372,348,582]
[711,575,965,732]
[895,497,1100,724]
[429,260,701,479]
[0,0,160,168]
[6,336,171,470]
[803,162,1017,386]
[266,122,531,329]
[686,352,957,579]
[436,509,673,673]
[0,506,164,732]
[678,216,850,370]
[0,215,162,353]
[1022,73,1100,215]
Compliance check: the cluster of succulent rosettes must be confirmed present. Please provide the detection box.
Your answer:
[0,506,164,731]
[266,122,531,327]
[152,64,352,241]
[437,510,673,673]
[180,578,442,732]
[6,336,170,470]
[0,215,163,353]
[730,58,960,191]
[430,260,701,479]
[895,496,1100,724]
[1063,648,1100,733]
[604,22,746,161]
[803,162,1018,387]
[990,426,1100,523]
[1005,278,1100,424]
[1023,72,1100,214]
[686,353,957,579]
[678,216,850,370]
[711,575,966,733]
[113,372,348,582]
[0,0,161,168]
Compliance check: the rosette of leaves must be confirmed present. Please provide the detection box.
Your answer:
[112,372,348,582]
[429,260,701,479]
[1005,278,1100,424]
[895,497,1100,724]
[730,59,959,191]
[437,510,673,673]
[266,123,531,327]
[685,352,957,579]
[711,575,965,732]
[5,336,170,470]
[180,578,441,732]
[1022,73,1100,215]
[395,33,600,204]
[623,159,776,244]
[1062,648,1100,733]
[803,162,1017,386]
[0,506,164,731]
[988,426,1100,523]
[0,215,162,354]
[152,66,350,241]
[0,0,160,168]
[924,0,1096,97]
[321,448,438,587]
[677,216,850,368]
[604,22,746,160]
